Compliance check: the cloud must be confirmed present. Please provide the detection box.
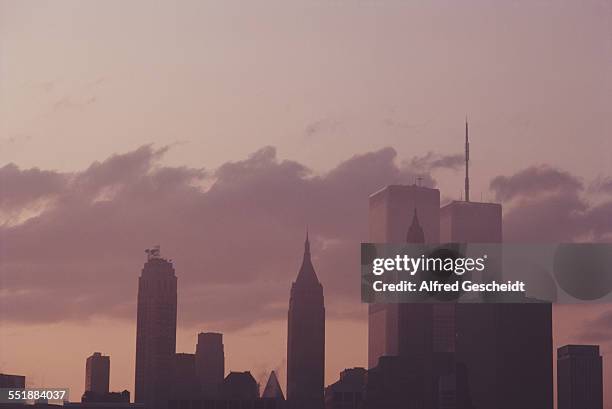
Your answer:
[578,310,612,343]
[405,152,464,172]
[0,164,68,216]
[490,166,612,241]
[0,145,433,329]
[589,176,612,195]
[490,165,583,202]
[304,117,341,138]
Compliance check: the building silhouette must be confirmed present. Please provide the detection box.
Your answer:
[262,371,285,401]
[558,345,603,409]
[0,373,25,388]
[363,356,425,409]
[169,371,283,409]
[134,246,177,409]
[221,372,259,400]
[324,368,366,409]
[82,352,129,403]
[366,124,554,408]
[368,184,440,408]
[368,185,441,369]
[85,352,110,396]
[81,390,130,404]
[287,233,325,409]
[196,332,225,398]
[406,208,425,243]
[437,124,552,409]
[171,353,198,399]
[441,200,553,409]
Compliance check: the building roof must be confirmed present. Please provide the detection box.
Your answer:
[294,231,320,287]
[261,371,285,400]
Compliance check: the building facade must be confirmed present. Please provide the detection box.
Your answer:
[441,199,553,409]
[85,352,110,395]
[134,246,178,409]
[0,373,25,388]
[196,332,225,398]
[558,345,603,409]
[287,234,325,409]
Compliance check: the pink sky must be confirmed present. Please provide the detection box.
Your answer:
[1,1,612,408]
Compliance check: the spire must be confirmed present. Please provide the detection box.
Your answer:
[465,117,470,202]
[295,230,320,286]
[406,208,425,243]
[262,371,285,400]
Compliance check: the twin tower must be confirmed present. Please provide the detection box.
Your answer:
[134,239,326,409]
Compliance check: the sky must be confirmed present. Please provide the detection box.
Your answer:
[1,0,612,407]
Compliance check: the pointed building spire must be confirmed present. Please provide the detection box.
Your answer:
[465,117,470,202]
[287,230,325,409]
[295,229,320,286]
[262,371,285,400]
[406,208,425,243]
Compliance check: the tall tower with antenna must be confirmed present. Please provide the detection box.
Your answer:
[135,246,177,409]
[287,232,325,409]
[465,117,470,202]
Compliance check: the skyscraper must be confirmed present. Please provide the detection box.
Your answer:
[367,185,440,408]
[451,213,552,409]
[195,332,225,398]
[172,353,198,399]
[367,184,440,367]
[135,246,177,409]
[439,128,552,409]
[287,233,325,409]
[442,204,553,409]
[369,184,440,244]
[558,345,603,409]
[85,352,110,395]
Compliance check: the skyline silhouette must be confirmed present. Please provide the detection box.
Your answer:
[1,153,609,408]
[1,141,612,408]
[1,2,611,406]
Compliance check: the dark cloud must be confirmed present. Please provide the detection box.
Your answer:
[501,191,588,241]
[490,165,583,202]
[0,145,432,329]
[405,152,464,172]
[0,164,68,212]
[490,166,612,241]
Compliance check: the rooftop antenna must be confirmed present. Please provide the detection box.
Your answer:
[465,116,470,202]
[145,245,161,260]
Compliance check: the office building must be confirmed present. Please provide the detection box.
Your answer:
[558,345,603,409]
[324,368,366,409]
[0,373,25,388]
[134,246,178,409]
[287,233,325,409]
[196,332,225,398]
[85,352,110,395]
